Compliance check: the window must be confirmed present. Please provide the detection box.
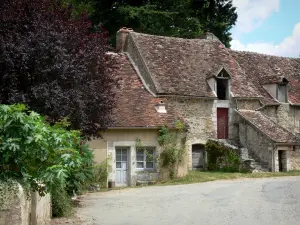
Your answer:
[217,79,228,100]
[277,84,288,103]
[216,69,230,100]
[136,148,155,170]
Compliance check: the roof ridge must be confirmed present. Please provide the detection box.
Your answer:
[131,31,221,43]
[230,49,300,60]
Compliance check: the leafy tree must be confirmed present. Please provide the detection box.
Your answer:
[0,0,118,137]
[0,104,94,195]
[62,0,237,47]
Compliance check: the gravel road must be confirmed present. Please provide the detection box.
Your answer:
[77,176,300,225]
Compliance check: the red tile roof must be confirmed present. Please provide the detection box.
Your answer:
[237,110,299,143]
[110,54,177,128]
[230,51,300,105]
[129,32,260,98]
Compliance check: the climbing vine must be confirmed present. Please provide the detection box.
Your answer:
[158,120,186,179]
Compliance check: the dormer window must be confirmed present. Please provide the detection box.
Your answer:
[207,68,231,100]
[277,83,288,103]
[262,76,289,103]
[216,69,230,100]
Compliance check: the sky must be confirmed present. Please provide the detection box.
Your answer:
[230,0,300,57]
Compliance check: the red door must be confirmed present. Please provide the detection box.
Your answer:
[217,108,228,139]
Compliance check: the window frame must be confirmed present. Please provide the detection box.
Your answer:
[135,147,156,171]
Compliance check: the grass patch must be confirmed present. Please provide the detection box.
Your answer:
[155,170,300,186]
[93,170,300,192]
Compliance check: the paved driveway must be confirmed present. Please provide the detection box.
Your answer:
[78,177,300,225]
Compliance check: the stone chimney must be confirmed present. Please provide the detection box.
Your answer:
[155,101,167,114]
[197,32,220,41]
[116,27,133,52]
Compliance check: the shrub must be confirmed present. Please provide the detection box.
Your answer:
[81,161,108,192]
[205,139,241,172]
[0,104,95,216]
[51,186,74,217]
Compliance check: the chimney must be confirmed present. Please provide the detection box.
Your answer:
[155,101,167,114]
[116,27,133,52]
[197,32,220,41]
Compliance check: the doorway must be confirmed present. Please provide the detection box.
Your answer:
[192,144,205,169]
[115,147,129,186]
[217,108,229,139]
[278,150,287,172]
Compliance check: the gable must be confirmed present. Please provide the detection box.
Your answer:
[110,54,176,128]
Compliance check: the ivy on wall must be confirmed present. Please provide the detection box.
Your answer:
[158,120,186,179]
[205,139,241,172]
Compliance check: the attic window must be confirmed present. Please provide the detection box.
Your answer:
[277,84,288,103]
[216,70,230,100]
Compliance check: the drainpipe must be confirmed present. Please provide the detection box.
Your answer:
[272,143,274,172]
[235,98,239,110]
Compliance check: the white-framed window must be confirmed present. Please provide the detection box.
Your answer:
[136,147,155,170]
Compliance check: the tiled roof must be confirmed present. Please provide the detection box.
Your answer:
[129,32,260,98]
[237,110,299,143]
[230,51,300,105]
[110,54,176,128]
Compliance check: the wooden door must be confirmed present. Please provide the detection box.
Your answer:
[217,108,228,139]
[116,148,128,186]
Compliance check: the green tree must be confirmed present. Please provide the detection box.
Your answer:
[0,104,94,196]
[62,0,237,47]
[0,0,118,137]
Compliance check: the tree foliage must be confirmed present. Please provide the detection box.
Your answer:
[62,0,237,47]
[0,0,118,137]
[0,104,94,196]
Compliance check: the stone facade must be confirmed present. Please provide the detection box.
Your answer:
[238,119,273,171]
[291,146,300,170]
[262,105,300,136]
[168,98,216,170]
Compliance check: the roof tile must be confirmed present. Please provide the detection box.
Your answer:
[237,110,299,143]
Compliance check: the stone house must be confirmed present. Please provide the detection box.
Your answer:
[89,28,300,186]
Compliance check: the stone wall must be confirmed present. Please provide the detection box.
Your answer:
[30,192,51,225]
[277,103,290,129]
[236,99,261,111]
[0,180,51,225]
[168,98,216,169]
[238,118,273,171]
[261,105,277,122]
[291,146,300,170]
[262,105,300,136]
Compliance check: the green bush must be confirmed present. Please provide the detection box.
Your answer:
[0,104,95,217]
[205,140,241,172]
[51,186,74,217]
[81,161,108,192]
